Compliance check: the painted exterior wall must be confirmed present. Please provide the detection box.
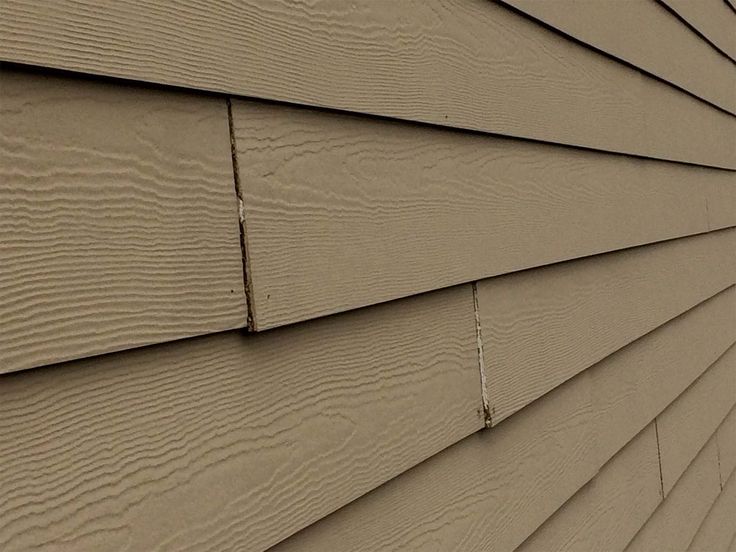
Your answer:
[1,1,734,550]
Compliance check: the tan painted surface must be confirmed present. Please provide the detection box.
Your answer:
[592,286,735,465]
[0,67,246,374]
[477,229,736,424]
[500,0,736,113]
[661,0,736,61]
[626,437,722,552]
[717,406,736,485]
[270,370,595,552]
[707,177,736,231]
[232,99,730,329]
[689,472,736,552]
[0,285,482,552]
[516,424,661,552]
[657,345,736,495]
[1,1,735,167]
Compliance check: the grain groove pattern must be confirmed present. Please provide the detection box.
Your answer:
[1,0,735,167]
[516,424,661,552]
[0,67,246,373]
[592,287,736,465]
[232,100,731,330]
[269,370,596,552]
[500,0,736,114]
[0,285,482,552]
[657,345,736,495]
[626,437,722,552]
[660,0,736,61]
[689,472,736,552]
[717,406,736,485]
[477,229,736,424]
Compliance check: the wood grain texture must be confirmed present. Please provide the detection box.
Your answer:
[232,100,730,330]
[0,285,483,552]
[717,406,736,485]
[592,287,736,465]
[0,67,246,373]
[269,370,596,552]
[689,472,736,552]
[516,423,662,552]
[477,229,736,424]
[657,344,736,495]
[626,437,722,552]
[1,1,735,168]
[660,0,736,61]
[499,0,736,114]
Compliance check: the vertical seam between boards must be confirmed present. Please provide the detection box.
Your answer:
[226,97,256,330]
[715,433,724,490]
[472,282,492,428]
[654,417,665,498]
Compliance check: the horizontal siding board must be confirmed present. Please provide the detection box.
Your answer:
[592,287,736,464]
[717,406,736,484]
[707,177,736,231]
[626,437,722,552]
[657,345,736,495]
[269,370,596,552]
[660,0,736,61]
[477,229,736,424]
[0,66,246,374]
[516,423,662,552]
[2,1,735,167]
[500,0,736,114]
[232,100,730,330]
[689,471,736,552]
[0,285,482,552]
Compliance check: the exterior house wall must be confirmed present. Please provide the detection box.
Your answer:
[1,1,734,550]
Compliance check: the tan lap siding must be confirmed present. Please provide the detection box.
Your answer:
[659,0,736,61]
[592,287,735,465]
[477,229,735,424]
[626,436,722,552]
[498,0,736,113]
[232,99,734,329]
[717,406,736,484]
[689,472,736,552]
[1,1,735,167]
[269,371,597,552]
[515,424,661,552]
[656,345,736,495]
[0,67,246,374]
[0,285,482,552]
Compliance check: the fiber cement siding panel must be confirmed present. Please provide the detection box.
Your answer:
[499,0,736,114]
[707,177,736,231]
[516,424,662,552]
[232,99,728,329]
[0,67,246,374]
[0,285,482,552]
[592,287,736,465]
[1,1,735,167]
[660,0,736,61]
[477,229,736,424]
[626,436,722,552]
[717,406,736,485]
[689,472,736,552]
[269,371,596,552]
[657,345,736,495]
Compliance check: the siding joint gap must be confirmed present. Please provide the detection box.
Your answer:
[654,417,666,498]
[715,433,724,490]
[226,97,256,330]
[472,282,492,428]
